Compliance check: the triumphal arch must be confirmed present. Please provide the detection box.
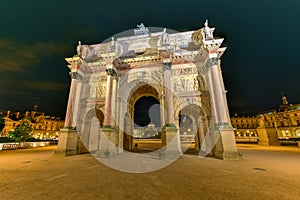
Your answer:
[57,21,241,160]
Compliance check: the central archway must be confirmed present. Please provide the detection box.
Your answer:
[124,84,163,152]
[134,96,161,131]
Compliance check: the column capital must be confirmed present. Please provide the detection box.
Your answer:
[163,62,172,71]
[105,64,117,76]
[206,57,219,68]
[69,72,78,79]
[158,94,165,99]
[105,68,117,76]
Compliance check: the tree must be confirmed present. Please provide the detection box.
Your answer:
[9,120,32,145]
[0,115,5,136]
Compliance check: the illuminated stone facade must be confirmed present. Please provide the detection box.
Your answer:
[1,108,64,140]
[57,21,241,159]
[231,94,300,145]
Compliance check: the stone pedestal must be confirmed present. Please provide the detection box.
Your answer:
[160,125,182,159]
[213,125,243,160]
[56,128,79,156]
[97,128,118,157]
[257,126,280,146]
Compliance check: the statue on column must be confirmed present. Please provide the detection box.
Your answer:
[279,92,289,112]
[202,20,214,40]
[108,37,116,52]
[77,41,82,56]
[162,28,169,45]
[281,93,288,105]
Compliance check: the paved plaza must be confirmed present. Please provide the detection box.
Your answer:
[0,145,300,200]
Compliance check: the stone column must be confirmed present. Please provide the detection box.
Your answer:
[217,60,231,123]
[103,68,117,128]
[205,56,242,160]
[163,62,175,126]
[56,56,82,156]
[207,57,228,125]
[159,94,165,128]
[160,55,182,158]
[98,65,118,157]
[64,72,78,128]
[198,118,206,149]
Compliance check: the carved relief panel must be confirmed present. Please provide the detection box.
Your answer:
[96,75,107,98]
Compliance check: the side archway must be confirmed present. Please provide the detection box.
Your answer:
[79,108,104,153]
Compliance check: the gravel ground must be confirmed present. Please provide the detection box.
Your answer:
[0,144,300,200]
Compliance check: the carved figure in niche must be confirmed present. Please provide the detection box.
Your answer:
[174,80,183,92]
[193,78,199,91]
[197,75,206,91]
[181,79,186,91]
[187,78,194,91]
[90,85,97,97]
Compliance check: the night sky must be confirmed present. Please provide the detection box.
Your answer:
[0,0,299,118]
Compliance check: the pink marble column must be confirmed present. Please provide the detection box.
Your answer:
[207,57,228,124]
[198,118,206,146]
[159,94,165,128]
[64,72,78,128]
[163,62,175,126]
[103,68,116,128]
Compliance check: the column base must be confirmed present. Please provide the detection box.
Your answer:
[97,128,119,158]
[159,150,182,159]
[214,151,243,160]
[55,128,79,156]
[161,124,182,159]
[212,125,243,160]
[198,150,213,158]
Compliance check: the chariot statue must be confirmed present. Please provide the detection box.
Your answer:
[134,23,149,35]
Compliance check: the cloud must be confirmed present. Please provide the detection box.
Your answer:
[0,39,39,72]
[31,42,69,57]
[0,89,29,97]
[0,77,67,102]
[0,38,68,73]
[23,81,68,91]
